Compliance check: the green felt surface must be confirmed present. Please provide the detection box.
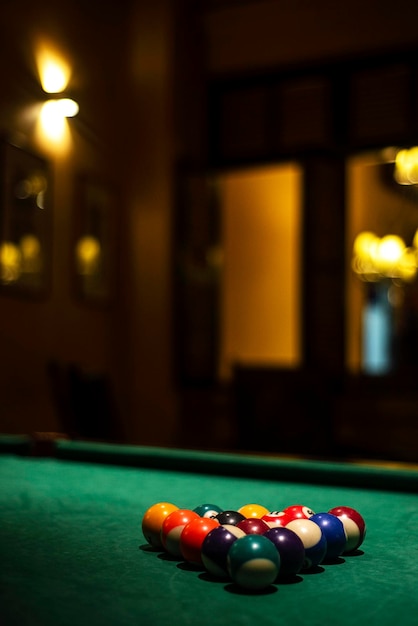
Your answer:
[1,440,418,626]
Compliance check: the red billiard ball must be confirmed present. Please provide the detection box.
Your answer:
[282,504,315,521]
[161,509,200,557]
[141,502,179,549]
[264,526,305,577]
[328,506,366,553]
[201,524,246,578]
[310,512,347,561]
[261,511,292,528]
[285,518,327,570]
[180,517,220,565]
[236,517,270,535]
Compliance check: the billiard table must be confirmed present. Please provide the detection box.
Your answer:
[1,435,418,626]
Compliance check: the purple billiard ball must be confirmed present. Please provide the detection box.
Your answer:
[201,524,246,577]
[264,527,305,577]
[310,512,347,561]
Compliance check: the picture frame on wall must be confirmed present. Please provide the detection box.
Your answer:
[72,173,118,306]
[0,139,52,297]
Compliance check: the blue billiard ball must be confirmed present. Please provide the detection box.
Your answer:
[227,534,281,590]
[310,512,347,561]
[285,518,327,570]
[193,503,223,518]
[201,524,246,577]
[264,527,305,577]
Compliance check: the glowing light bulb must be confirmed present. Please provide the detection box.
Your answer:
[42,61,68,93]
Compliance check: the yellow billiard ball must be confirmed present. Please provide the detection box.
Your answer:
[238,503,270,519]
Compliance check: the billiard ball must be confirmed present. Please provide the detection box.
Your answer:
[238,503,270,519]
[161,509,199,557]
[236,518,271,535]
[261,511,292,529]
[282,504,315,521]
[215,510,246,526]
[310,512,347,561]
[227,534,281,591]
[141,502,179,549]
[180,517,220,565]
[201,524,246,578]
[285,518,327,569]
[193,503,223,518]
[264,526,305,577]
[328,506,366,553]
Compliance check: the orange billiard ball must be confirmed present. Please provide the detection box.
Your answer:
[141,502,179,549]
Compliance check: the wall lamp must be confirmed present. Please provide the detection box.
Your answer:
[36,50,79,145]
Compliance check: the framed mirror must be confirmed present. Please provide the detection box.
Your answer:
[0,140,51,297]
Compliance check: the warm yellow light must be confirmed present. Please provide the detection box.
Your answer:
[352,231,416,282]
[75,236,101,275]
[39,100,67,141]
[353,231,379,261]
[394,147,418,185]
[375,235,406,276]
[35,43,70,93]
[0,241,22,283]
[20,235,42,274]
[42,62,68,93]
[39,97,78,143]
[397,247,417,282]
[56,98,79,118]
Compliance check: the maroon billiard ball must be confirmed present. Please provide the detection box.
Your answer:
[328,506,366,553]
[236,517,270,535]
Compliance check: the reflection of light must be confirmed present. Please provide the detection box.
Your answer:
[353,231,379,259]
[75,236,101,275]
[14,173,48,209]
[375,235,405,275]
[0,242,22,283]
[394,147,418,185]
[20,235,42,274]
[352,231,416,282]
[397,248,417,282]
